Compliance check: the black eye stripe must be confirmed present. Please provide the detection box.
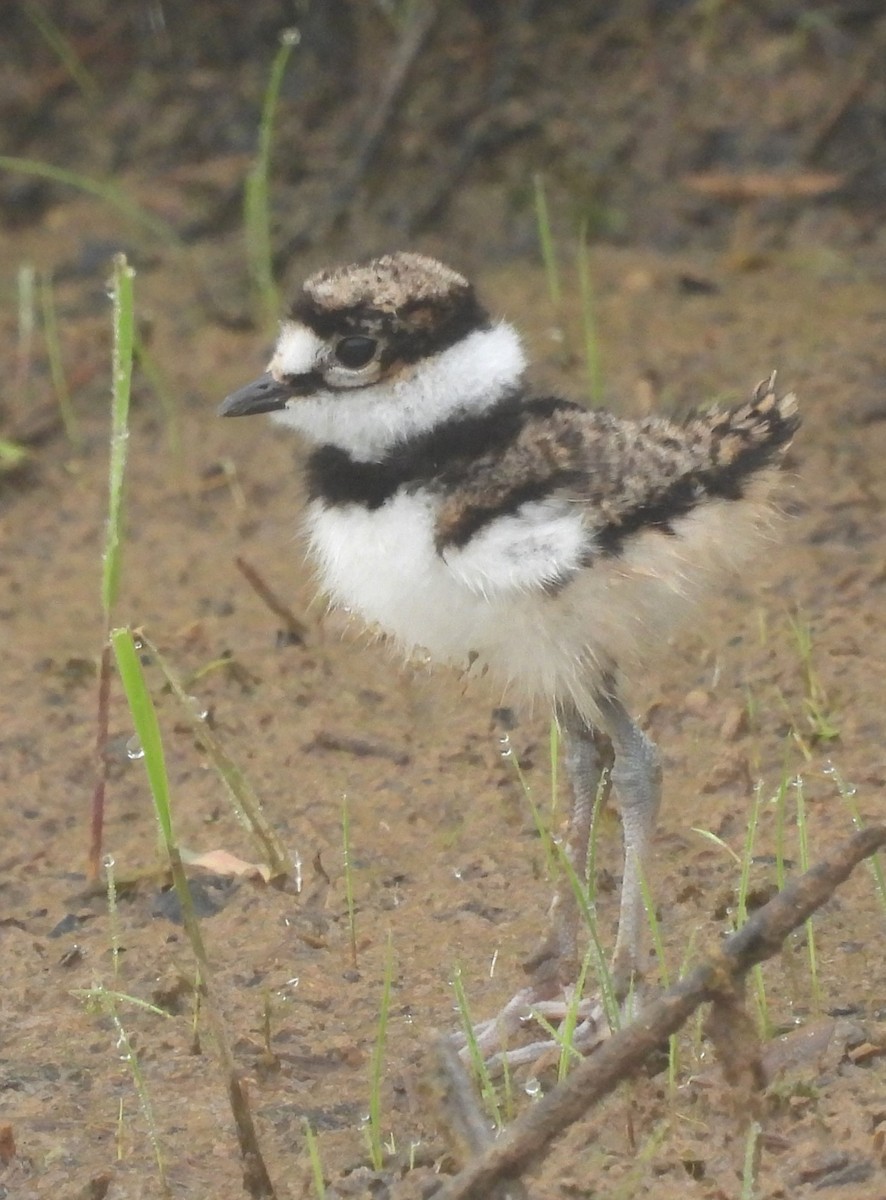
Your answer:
[334,335,378,369]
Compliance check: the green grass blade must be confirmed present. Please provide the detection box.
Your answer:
[16,263,36,400]
[0,157,179,244]
[366,936,394,1170]
[97,995,170,1193]
[450,965,503,1129]
[548,718,560,817]
[111,626,279,1196]
[137,632,297,881]
[39,270,80,447]
[832,762,886,920]
[577,222,604,404]
[794,775,821,1012]
[773,770,790,891]
[0,439,28,471]
[533,173,561,310]
[303,1120,326,1198]
[343,793,358,968]
[557,948,594,1080]
[24,1,100,101]
[111,629,173,844]
[245,29,299,329]
[103,254,135,618]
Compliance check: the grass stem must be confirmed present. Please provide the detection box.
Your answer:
[24,1,100,101]
[112,626,279,1197]
[577,222,604,404]
[343,793,358,969]
[39,269,80,448]
[366,935,394,1170]
[245,29,299,330]
[89,254,135,880]
[0,156,178,244]
[533,174,561,311]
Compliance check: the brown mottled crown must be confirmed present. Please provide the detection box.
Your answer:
[305,252,470,312]
[290,252,491,365]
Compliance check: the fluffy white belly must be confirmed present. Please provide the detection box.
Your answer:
[304,491,612,718]
[306,493,505,661]
[303,478,777,722]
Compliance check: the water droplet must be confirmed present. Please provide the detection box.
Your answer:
[280,27,300,46]
[499,734,513,759]
[186,695,209,721]
[126,734,144,760]
[524,1077,542,1098]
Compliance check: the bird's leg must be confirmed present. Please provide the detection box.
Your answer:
[596,692,662,998]
[454,713,615,1067]
[521,711,613,994]
[484,697,661,1067]
[453,698,659,1068]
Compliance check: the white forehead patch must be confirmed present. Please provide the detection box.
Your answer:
[269,321,324,378]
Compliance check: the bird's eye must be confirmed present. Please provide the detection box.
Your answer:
[334,336,378,370]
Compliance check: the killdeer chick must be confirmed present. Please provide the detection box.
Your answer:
[220,252,799,1064]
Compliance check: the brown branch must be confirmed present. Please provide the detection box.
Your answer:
[422,1038,530,1200]
[800,40,880,164]
[682,171,843,202]
[431,825,886,1200]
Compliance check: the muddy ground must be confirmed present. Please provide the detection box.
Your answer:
[2,3,886,1198]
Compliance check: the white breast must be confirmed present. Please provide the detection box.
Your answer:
[302,475,780,726]
[305,492,492,663]
[303,490,610,719]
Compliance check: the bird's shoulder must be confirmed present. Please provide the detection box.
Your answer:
[432,395,695,553]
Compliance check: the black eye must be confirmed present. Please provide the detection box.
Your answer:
[334,336,378,369]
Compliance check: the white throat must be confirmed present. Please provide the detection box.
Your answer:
[270,321,526,461]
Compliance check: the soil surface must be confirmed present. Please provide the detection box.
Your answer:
[2,4,886,1199]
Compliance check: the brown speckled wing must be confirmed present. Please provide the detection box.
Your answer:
[434,381,799,557]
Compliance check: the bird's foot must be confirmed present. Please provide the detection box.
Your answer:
[452,984,620,1074]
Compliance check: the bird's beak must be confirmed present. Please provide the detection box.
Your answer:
[218,372,291,417]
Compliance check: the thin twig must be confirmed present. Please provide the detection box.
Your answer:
[274,0,438,268]
[423,1037,530,1200]
[800,39,880,164]
[235,556,309,644]
[409,0,537,232]
[88,644,113,880]
[431,826,886,1200]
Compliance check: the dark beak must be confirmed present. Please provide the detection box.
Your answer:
[218,373,291,417]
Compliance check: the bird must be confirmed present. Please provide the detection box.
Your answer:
[219,251,799,1065]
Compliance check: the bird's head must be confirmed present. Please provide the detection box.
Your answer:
[219,252,526,461]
